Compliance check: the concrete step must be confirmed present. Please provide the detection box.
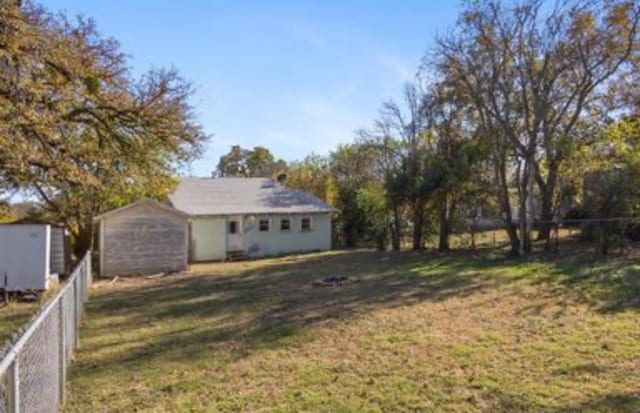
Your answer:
[226,250,247,261]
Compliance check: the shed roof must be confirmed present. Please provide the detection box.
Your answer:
[93,199,189,222]
[3,218,64,228]
[169,177,335,216]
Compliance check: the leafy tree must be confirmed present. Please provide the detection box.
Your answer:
[355,184,391,250]
[434,0,639,254]
[582,116,640,254]
[0,200,13,223]
[590,169,640,254]
[247,146,287,177]
[287,154,337,204]
[216,145,287,178]
[216,146,250,177]
[374,83,438,250]
[330,144,379,247]
[0,2,207,254]
[357,127,404,250]
[424,84,490,251]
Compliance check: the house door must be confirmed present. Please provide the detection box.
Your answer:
[226,216,244,251]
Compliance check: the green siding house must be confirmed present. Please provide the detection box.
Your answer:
[169,177,335,261]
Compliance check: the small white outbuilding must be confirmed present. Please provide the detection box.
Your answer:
[0,222,66,291]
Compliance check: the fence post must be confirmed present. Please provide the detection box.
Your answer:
[85,254,91,303]
[78,263,83,314]
[10,358,19,413]
[83,257,87,304]
[73,278,79,349]
[59,299,66,404]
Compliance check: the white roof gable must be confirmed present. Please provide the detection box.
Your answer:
[169,177,335,216]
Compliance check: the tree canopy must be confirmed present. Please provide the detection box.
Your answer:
[2,0,638,257]
[216,145,287,178]
[283,0,639,255]
[0,0,208,253]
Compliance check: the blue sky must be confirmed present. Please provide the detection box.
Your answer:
[41,1,461,177]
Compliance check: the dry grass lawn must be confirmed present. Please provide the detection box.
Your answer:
[0,301,41,348]
[0,286,59,351]
[63,247,640,412]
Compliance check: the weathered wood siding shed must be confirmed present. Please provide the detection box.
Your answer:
[96,200,189,276]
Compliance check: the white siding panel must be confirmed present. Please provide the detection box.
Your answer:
[243,213,331,257]
[191,217,227,261]
[0,225,49,290]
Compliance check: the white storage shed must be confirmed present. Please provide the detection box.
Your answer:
[0,223,66,291]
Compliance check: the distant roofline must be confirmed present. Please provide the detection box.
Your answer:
[188,210,337,217]
[182,176,277,180]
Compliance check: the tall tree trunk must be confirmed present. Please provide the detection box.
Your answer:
[438,194,451,252]
[518,196,527,256]
[73,219,94,258]
[345,226,359,248]
[412,202,424,250]
[517,158,534,255]
[376,227,387,250]
[536,164,558,245]
[496,160,520,255]
[537,189,554,240]
[391,204,401,251]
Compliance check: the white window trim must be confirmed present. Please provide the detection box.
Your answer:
[280,217,292,232]
[258,218,270,232]
[300,216,313,232]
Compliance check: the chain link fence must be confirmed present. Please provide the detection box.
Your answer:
[447,217,640,255]
[0,252,91,413]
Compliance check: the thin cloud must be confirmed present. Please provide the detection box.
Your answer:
[372,51,416,83]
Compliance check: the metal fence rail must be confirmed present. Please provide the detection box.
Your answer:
[0,251,92,413]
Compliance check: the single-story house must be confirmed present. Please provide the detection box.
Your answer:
[169,177,335,261]
[94,177,335,275]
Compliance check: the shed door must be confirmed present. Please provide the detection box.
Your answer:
[227,216,244,251]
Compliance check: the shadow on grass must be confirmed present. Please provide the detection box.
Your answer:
[534,249,640,313]
[556,391,640,413]
[486,389,640,413]
[75,246,639,379]
[77,250,498,372]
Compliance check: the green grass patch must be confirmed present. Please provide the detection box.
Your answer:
[0,302,39,348]
[63,248,640,412]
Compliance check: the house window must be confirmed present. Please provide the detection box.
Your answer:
[259,219,269,232]
[228,221,238,234]
[280,218,291,231]
[301,217,312,231]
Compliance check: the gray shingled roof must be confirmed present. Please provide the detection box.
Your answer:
[169,177,335,216]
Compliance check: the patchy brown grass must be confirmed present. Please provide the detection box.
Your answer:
[64,248,640,412]
[0,301,40,348]
[0,286,59,351]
